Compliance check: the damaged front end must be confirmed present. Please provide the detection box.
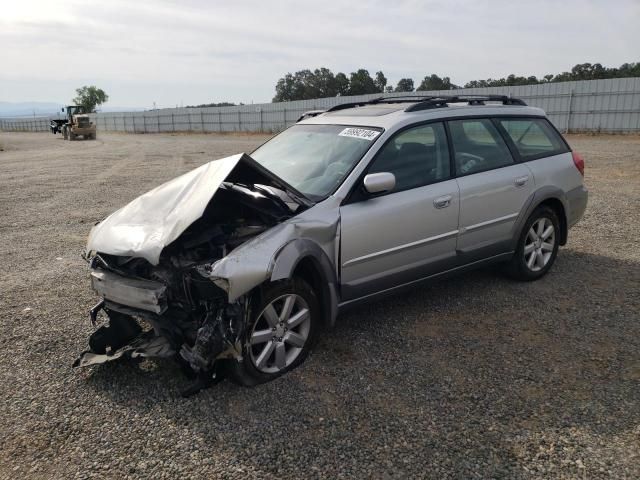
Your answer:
[74,153,313,395]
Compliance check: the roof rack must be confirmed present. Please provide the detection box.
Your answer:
[404,95,527,112]
[296,94,527,122]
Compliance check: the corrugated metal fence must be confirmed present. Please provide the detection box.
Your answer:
[2,77,640,134]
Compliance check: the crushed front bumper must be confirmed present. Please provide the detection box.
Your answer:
[90,269,167,314]
[73,331,175,368]
[74,269,173,368]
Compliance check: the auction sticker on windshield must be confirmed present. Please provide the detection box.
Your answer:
[338,128,381,141]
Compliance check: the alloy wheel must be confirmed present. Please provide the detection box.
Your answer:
[249,294,311,374]
[524,217,555,272]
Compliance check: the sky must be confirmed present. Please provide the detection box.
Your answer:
[1,0,638,109]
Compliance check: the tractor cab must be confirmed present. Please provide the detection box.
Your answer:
[60,105,96,140]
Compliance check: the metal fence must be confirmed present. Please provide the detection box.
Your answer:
[2,77,640,134]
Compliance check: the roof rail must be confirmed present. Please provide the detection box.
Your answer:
[325,97,385,112]
[405,95,527,112]
[375,95,438,103]
[307,94,527,118]
[296,109,326,122]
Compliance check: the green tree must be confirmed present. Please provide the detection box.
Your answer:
[394,78,414,92]
[273,73,297,102]
[348,69,378,95]
[73,86,109,112]
[374,71,387,93]
[273,68,352,101]
[334,72,350,96]
[417,74,457,91]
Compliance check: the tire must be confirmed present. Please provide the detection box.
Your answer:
[69,130,76,141]
[62,127,68,140]
[506,206,560,281]
[227,278,319,386]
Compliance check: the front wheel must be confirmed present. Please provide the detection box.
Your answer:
[227,278,319,386]
[507,206,560,281]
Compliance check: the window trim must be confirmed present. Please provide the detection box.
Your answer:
[343,119,454,205]
[447,117,517,178]
[493,117,571,163]
[341,113,569,205]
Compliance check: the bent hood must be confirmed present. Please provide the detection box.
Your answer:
[87,152,310,266]
[87,154,243,265]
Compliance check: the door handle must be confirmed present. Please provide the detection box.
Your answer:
[514,175,529,187]
[433,195,452,209]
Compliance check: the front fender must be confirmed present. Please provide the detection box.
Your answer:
[271,238,340,326]
[206,199,341,307]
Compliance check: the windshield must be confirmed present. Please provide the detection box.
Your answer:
[251,124,383,200]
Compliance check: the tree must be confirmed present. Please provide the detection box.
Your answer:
[273,68,351,101]
[310,67,342,98]
[187,102,236,108]
[417,74,457,91]
[273,73,297,102]
[73,86,108,112]
[348,69,378,95]
[272,61,640,102]
[394,78,414,92]
[334,72,350,96]
[374,71,387,93]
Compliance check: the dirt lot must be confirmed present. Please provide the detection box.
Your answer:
[0,131,639,479]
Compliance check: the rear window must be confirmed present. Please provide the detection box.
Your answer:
[448,118,514,176]
[498,118,567,160]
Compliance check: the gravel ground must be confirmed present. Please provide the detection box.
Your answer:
[0,131,638,479]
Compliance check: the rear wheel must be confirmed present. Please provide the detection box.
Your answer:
[227,278,319,386]
[507,206,560,281]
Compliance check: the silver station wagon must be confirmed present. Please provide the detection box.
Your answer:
[76,95,588,396]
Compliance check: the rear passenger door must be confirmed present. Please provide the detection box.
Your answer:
[449,118,534,260]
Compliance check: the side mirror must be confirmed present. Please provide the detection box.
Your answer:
[61,108,65,112]
[363,172,396,195]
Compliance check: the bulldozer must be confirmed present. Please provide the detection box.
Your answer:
[57,105,97,140]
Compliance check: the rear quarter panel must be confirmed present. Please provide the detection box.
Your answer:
[525,152,583,192]
[524,151,587,227]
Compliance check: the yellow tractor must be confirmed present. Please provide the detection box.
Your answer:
[61,105,97,140]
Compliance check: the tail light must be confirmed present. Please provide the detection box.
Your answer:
[572,151,585,176]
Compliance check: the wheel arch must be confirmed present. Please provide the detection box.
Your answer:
[512,187,569,249]
[270,239,339,328]
[537,197,568,245]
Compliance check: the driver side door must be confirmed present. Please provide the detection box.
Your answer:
[339,122,460,301]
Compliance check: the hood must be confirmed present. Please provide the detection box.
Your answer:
[86,153,310,265]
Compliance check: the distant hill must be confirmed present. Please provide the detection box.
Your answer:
[0,102,146,118]
[0,101,64,118]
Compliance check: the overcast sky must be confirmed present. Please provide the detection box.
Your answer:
[1,0,638,109]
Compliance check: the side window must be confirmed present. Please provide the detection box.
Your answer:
[498,118,567,160]
[448,118,514,176]
[368,122,450,193]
